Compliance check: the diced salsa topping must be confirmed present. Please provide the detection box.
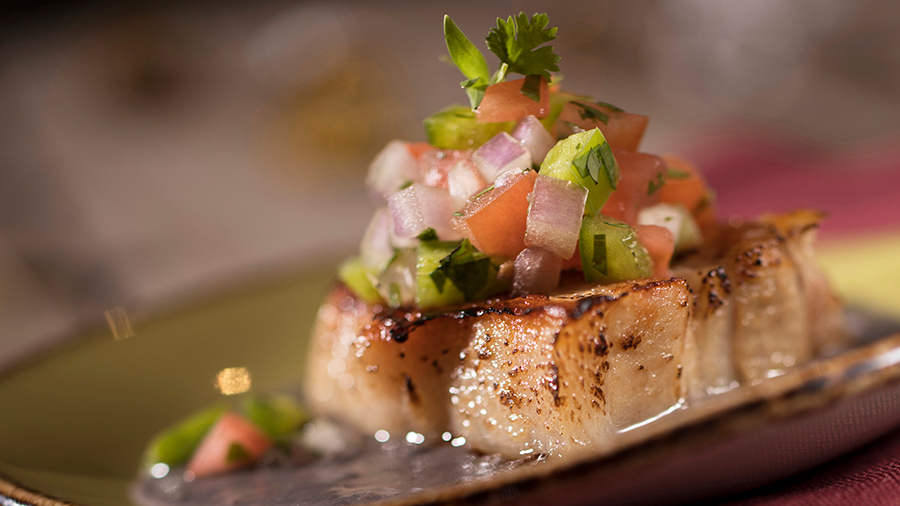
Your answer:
[341,13,717,308]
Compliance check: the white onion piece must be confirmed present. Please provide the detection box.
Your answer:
[366,141,421,202]
[446,161,487,208]
[360,208,394,271]
[512,116,555,165]
[387,183,460,242]
[372,248,417,307]
[637,203,702,252]
[524,175,588,258]
[512,247,562,296]
[472,132,532,183]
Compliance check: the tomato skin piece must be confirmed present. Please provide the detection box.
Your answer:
[186,412,273,478]
[453,170,538,259]
[557,102,648,151]
[660,154,717,240]
[601,150,665,225]
[635,224,675,278]
[476,78,550,123]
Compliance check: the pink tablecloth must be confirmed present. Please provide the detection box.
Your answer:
[720,426,900,505]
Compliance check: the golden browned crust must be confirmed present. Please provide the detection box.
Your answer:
[305,212,845,458]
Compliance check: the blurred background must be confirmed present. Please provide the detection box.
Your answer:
[1,0,899,365]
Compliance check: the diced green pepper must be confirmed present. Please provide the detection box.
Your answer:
[142,403,228,468]
[579,215,652,283]
[338,257,383,304]
[424,105,514,150]
[540,129,620,215]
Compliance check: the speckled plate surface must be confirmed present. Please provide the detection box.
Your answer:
[1,266,900,506]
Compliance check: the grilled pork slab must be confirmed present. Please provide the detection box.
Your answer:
[305,212,844,458]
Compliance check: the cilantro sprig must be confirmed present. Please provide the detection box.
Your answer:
[443,13,561,110]
[486,13,561,80]
[430,239,494,301]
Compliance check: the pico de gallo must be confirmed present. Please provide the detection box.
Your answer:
[341,12,717,309]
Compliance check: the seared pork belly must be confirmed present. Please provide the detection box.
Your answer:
[306,279,691,458]
[675,210,845,397]
[305,212,844,458]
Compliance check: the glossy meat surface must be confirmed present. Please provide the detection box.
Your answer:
[305,212,844,458]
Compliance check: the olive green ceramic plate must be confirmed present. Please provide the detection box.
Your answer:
[2,266,900,506]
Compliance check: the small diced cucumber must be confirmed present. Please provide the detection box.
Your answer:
[579,215,652,283]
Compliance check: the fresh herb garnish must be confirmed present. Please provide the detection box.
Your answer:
[226,442,250,463]
[520,74,543,102]
[571,101,610,124]
[444,16,491,109]
[572,141,618,189]
[444,13,561,110]
[666,169,690,179]
[429,239,493,300]
[594,101,623,112]
[592,234,608,276]
[453,211,464,217]
[417,228,439,242]
[399,181,414,190]
[486,13,561,80]
[647,172,666,195]
[473,184,495,200]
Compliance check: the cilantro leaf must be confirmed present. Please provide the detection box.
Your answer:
[520,74,542,102]
[666,169,691,179]
[647,172,666,195]
[594,101,624,112]
[486,13,561,80]
[571,101,610,124]
[429,239,493,300]
[444,15,491,109]
[444,15,490,83]
[572,141,619,189]
[417,228,439,242]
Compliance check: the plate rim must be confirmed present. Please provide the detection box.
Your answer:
[4,313,900,506]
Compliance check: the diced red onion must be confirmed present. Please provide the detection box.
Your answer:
[512,247,562,296]
[418,149,470,189]
[387,183,461,242]
[512,115,555,165]
[446,161,487,208]
[472,132,532,183]
[366,141,421,202]
[524,175,588,258]
[360,208,394,271]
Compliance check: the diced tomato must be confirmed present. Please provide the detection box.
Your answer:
[406,142,433,161]
[636,225,674,278]
[660,154,717,240]
[186,412,272,478]
[476,77,549,123]
[418,149,472,189]
[452,170,537,259]
[561,246,583,271]
[601,150,665,225]
[557,103,648,151]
